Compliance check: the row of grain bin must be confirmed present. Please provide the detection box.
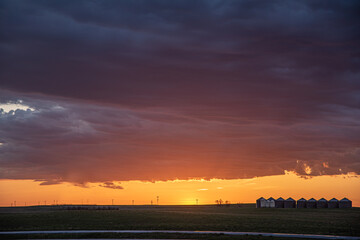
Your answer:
[256,197,352,208]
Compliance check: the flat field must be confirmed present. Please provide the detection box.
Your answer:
[0,204,359,239]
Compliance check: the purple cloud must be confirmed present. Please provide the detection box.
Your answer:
[0,1,359,184]
[0,90,359,184]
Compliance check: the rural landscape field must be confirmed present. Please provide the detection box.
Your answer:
[1,204,359,239]
[1,0,360,239]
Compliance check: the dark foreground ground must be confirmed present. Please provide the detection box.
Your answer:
[0,204,359,239]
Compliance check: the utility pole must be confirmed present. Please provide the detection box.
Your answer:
[196,199,198,205]
[157,196,159,205]
[14,201,16,207]
[112,199,114,205]
[132,200,134,205]
[151,200,153,205]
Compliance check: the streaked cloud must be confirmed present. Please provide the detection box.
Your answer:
[0,90,359,184]
[0,1,359,184]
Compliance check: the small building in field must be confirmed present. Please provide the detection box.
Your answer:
[297,198,307,208]
[316,198,328,208]
[339,198,352,208]
[256,197,266,208]
[266,197,275,208]
[284,197,296,208]
[275,197,284,208]
[328,198,339,208]
[306,198,316,208]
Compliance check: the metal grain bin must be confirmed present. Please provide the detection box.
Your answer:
[256,197,266,208]
[339,198,352,208]
[328,198,339,208]
[275,197,284,208]
[306,198,316,208]
[267,197,275,208]
[284,197,296,208]
[316,198,328,208]
[297,198,307,208]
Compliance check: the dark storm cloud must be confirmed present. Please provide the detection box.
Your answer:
[1,1,358,110]
[0,90,359,184]
[0,1,359,184]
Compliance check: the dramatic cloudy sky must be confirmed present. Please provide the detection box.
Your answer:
[0,0,359,185]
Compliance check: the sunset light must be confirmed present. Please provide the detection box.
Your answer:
[1,172,359,206]
[0,1,359,239]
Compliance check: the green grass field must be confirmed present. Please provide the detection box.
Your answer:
[0,204,359,239]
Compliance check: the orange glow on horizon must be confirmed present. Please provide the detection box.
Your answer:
[0,172,359,207]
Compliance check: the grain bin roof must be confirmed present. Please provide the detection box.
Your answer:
[329,198,338,202]
[308,198,316,202]
[318,198,327,202]
[298,198,306,201]
[286,197,295,201]
[276,197,284,201]
[340,198,350,202]
[257,197,265,200]
[268,197,275,201]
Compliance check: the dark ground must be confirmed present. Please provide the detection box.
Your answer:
[0,204,359,239]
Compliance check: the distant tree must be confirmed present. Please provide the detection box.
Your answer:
[215,199,224,206]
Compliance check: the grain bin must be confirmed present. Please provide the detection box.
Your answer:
[275,197,284,208]
[256,197,266,208]
[267,197,275,208]
[339,198,352,208]
[284,197,296,208]
[316,198,328,208]
[306,198,316,208]
[297,198,307,208]
[328,198,339,208]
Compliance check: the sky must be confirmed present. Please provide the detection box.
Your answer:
[0,0,359,206]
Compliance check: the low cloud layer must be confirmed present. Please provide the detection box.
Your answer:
[0,90,359,184]
[0,1,359,184]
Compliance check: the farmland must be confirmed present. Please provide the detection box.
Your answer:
[0,204,359,239]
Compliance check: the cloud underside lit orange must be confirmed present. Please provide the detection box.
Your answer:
[1,91,359,186]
